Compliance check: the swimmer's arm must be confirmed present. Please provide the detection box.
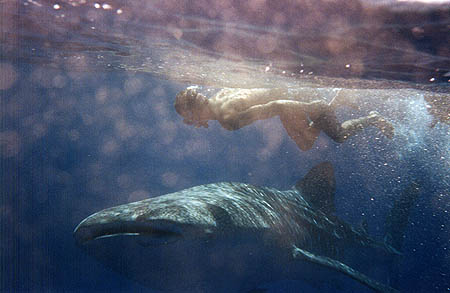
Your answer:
[222,100,309,130]
[219,103,278,130]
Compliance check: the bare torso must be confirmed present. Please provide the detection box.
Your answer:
[207,88,297,130]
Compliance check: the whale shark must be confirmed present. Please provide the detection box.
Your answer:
[74,162,420,292]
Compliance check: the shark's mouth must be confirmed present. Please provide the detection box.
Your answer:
[74,220,184,245]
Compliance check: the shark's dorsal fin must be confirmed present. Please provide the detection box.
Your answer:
[294,162,336,215]
[292,246,399,293]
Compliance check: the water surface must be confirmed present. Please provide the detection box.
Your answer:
[1,0,449,292]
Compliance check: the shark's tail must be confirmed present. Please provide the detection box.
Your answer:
[384,181,421,253]
[383,181,421,288]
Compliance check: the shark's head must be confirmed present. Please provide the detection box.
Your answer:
[74,198,212,246]
[73,188,283,292]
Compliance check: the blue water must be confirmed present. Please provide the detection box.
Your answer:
[1,0,449,292]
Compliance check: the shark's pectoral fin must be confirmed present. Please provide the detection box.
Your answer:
[292,246,399,293]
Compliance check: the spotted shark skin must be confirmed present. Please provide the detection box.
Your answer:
[74,163,416,292]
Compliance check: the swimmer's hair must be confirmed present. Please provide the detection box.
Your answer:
[174,90,194,115]
[174,89,207,115]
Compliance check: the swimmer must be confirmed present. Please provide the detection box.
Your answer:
[174,87,394,151]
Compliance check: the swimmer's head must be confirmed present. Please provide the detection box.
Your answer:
[175,88,209,128]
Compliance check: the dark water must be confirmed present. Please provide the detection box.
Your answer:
[1,0,449,292]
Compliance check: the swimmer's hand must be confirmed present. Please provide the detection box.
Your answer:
[196,121,209,128]
[183,119,209,128]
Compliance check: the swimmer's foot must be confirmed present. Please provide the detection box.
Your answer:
[329,91,359,110]
[369,111,394,139]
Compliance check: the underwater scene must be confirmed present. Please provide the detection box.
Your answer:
[1,0,449,292]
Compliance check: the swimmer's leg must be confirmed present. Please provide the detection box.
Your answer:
[311,107,394,142]
[309,107,347,143]
[365,111,395,139]
[280,117,320,151]
[334,112,394,142]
